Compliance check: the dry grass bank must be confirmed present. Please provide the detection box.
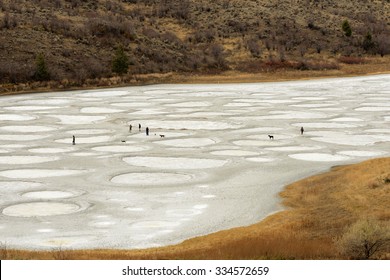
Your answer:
[168,56,390,84]
[1,157,389,260]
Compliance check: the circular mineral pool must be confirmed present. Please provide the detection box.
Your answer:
[337,150,385,157]
[92,145,149,153]
[66,129,112,135]
[123,156,227,169]
[0,169,88,179]
[111,172,193,185]
[245,157,275,163]
[165,209,202,217]
[18,99,71,105]
[0,134,49,141]
[166,101,212,107]
[22,191,78,199]
[157,138,218,148]
[0,156,59,165]
[55,135,112,144]
[210,150,259,156]
[80,107,124,113]
[0,114,36,121]
[355,107,390,111]
[0,125,56,133]
[2,202,81,217]
[130,221,180,229]
[48,115,106,124]
[233,140,283,146]
[4,106,61,111]
[265,146,322,152]
[288,153,350,162]
[291,122,358,128]
[28,148,75,154]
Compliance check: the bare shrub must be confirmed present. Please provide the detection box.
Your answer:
[338,56,366,64]
[315,44,322,54]
[52,246,71,260]
[142,27,160,39]
[1,12,17,29]
[277,45,286,62]
[299,44,307,58]
[87,16,131,38]
[236,61,263,73]
[0,60,33,83]
[227,19,248,33]
[184,51,203,71]
[173,0,190,21]
[264,39,273,52]
[160,31,180,45]
[245,38,261,58]
[377,34,390,57]
[154,0,190,21]
[208,43,227,69]
[336,218,390,259]
[192,29,216,43]
[83,58,108,79]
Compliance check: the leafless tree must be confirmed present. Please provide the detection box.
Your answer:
[336,218,390,259]
[377,34,390,57]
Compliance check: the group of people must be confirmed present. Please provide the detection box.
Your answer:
[72,123,151,145]
[129,123,149,136]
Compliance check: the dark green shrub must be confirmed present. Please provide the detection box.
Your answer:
[33,54,50,81]
[342,20,352,37]
[112,46,129,75]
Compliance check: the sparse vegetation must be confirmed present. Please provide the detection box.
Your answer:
[0,0,389,93]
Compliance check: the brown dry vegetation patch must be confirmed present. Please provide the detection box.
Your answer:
[1,0,390,90]
[2,158,389,260]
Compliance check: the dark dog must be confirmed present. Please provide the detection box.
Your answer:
[268,135,274,140]
[159,134,165,138]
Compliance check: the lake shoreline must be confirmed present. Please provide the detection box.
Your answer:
[1,56,390,96]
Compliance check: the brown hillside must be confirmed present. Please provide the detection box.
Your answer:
[0,0,389,89]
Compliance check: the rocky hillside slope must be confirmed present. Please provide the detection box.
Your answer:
[0,0,389,85]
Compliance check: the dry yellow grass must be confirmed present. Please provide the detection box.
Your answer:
[1,157,389,260]
[157,19,193,41]
[169,56,390,84]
